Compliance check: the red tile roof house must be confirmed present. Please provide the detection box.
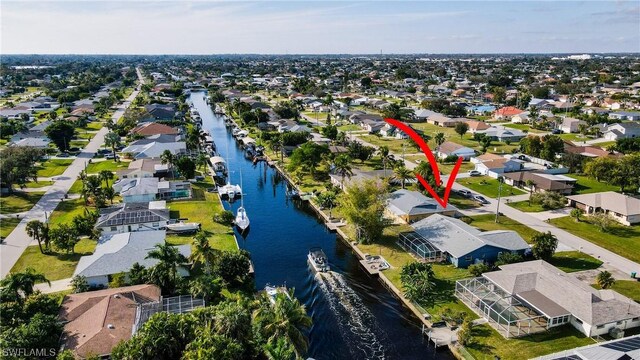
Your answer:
[436,141,476,160]
[58,284,161,359]
[131,122,180,137]
[493,106,523,120]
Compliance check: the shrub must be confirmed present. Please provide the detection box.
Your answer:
[213,210,234,226]
[468,263,490,277]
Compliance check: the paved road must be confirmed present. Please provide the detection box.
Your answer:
[0,79,141,279]
[450,181,640,278]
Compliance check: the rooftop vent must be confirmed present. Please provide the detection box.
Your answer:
[107,324,115,329]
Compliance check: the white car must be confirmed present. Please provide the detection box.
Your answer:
[468,170,482,177]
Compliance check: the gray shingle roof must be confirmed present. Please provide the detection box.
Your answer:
[387,189,455,216]
[411,214,529,258]
[484,260,640,325]
[95,203,169,228]
[74,231,190,278]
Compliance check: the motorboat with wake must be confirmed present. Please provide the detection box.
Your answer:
[308,247,330,272]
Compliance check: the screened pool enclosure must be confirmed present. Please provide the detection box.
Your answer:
[398,231,447,262]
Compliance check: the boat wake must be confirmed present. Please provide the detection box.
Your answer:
[316,271,389,360]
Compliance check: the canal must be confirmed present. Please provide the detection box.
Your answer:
[190,92,452,360]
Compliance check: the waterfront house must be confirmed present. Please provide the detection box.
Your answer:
[566,192,640,226]
[456,261,640,338]
[386,189,457,224]
[144,104,177,121]
[400,214,529,268]
[114,177,159,203]
[58,285,162,359]
[116,158,170,179]
[436,141,475,160]
[131,122,180,137]
[95,201,170,236]
[73,231,191,288]
[121,136,187,159]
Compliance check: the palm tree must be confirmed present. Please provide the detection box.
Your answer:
[196,153,209,172]
[160,150,175,178]
[434,132,446,148]
[333,155,353,187]
[596,270,616,289]
[526,179,536,205]
[263,337,296,360]
[104,131,121,162]
[85,175,103,205]
[77,170,89,205]
[415,161,438,190]
[393,166,414,189]
[146,243,188,285]
[254,289,312,356]
[191,232,216,274]
[0,268,50,300]
[26,220,46,254]
[98,170,114,188]
[378,146,390,177]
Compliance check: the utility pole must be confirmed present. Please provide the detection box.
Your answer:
[495,176,503,223]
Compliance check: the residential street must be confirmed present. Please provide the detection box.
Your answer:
[0,80,141,279]
[451,181,640,278]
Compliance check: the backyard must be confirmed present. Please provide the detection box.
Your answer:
[85,159,131,174]
[547,251,603,273]
[457,176,526,198]
[0,217,21,238]
[550,216,640,263]
[593,280,640,303]
[467,214,540,243]
[9,239,97,281]
[568,173,620,194]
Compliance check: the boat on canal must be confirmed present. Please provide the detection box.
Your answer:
[308,247,330,272]
[264,284,290,305]
[235,171,250,231]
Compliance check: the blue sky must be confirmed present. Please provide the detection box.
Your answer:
[1,1,638,54]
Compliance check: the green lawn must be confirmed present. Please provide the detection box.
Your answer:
[548,251,603,273]
[567,173,620,194]
[0,217,21,238]
[559,133,590,142]
[465,324,595,360]
[467,214,540,243]
[508,200,547,212]
[166,190,237,252]
[550,216,640,263]
[594,280,640,303]
[68,179,84,194]
[337,124,362,132]
[0,192,45,214]
[83,122,104,131]
[10,239,97,281]
[85,160,130,174]
[448,192,481,210]
[502,123,545,133]
[49,198,88,226]
[21,180,54,189]
[457,176,526,198]
[75,132,96,140]
[36,159,74,177]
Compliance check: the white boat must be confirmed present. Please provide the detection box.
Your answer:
[218,183,241,199]
[308,247,330,272]
[235,171,249,231]
[264,284,290,305]
[165,221,200,233]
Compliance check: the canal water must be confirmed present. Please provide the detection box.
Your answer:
[190,92,452,360]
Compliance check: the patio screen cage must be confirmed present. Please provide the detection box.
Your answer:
[398,231,445,262]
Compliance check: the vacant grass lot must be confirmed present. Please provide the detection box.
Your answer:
[568,173,620,194]
[457,176,525,198]
[166,187,236,252]
[84,121,105,131]
[0,217,21,238]
[550,216,640,263]
[467,214,540,243]
[548,251,603,273]
[36,159,74,177]
[10,239,97,281]
[49,198,88,226]
[0,192,45,214]
[85,160,130,174]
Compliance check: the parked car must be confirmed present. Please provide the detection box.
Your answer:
[473,195,490,205]
[57,152,70,158]
[468,170,481,177]
[105,154,119,160]
[551,129,563,134]
[456,189,473,198]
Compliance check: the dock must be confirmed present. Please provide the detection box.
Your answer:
[358,255,391,275]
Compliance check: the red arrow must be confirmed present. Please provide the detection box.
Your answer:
[384,118,463,208]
